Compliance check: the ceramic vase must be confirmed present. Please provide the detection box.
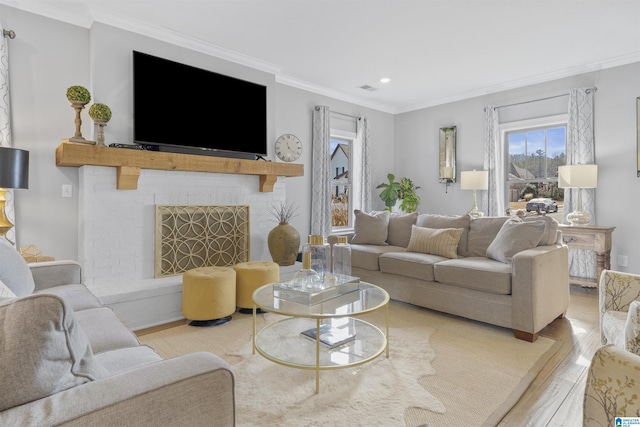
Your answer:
[268,223,300,266]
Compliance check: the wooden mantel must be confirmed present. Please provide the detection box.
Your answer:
[56,143,304,191]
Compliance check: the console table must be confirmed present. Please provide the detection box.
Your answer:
[559,225,615,288]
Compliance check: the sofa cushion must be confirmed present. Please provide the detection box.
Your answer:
[74,307,141,354]
[35,284,103,312]
[387,211,418,247]
[416,213,471,257]
[0,294,109,412]
[434,257,513,295]
[625,300,640,354]
[467,216,510,257]
[95,345,162,376]
[0,237,35,296]
[350,244,405,271]
[379,251,447,281]
[602,310,627,349]
[350,210,390,245]
[486,219,545,263]
[406,225,463,259]
[523,215,559,246]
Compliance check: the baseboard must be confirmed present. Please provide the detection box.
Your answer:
[98,281,184,331]
[97,263,301,331]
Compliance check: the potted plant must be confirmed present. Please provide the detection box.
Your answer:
[376,173,421,213]
[88,103,112,122]
[267,202,300,266]
[66,85,91,104]
[64,85,92,144]
[88,103,112,146]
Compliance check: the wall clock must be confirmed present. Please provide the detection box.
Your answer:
[274,134,302,162]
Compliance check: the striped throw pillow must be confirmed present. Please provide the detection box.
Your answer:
[406,225,464,259]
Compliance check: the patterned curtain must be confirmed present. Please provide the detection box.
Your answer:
[311,106,332,236]
[0,23,16,246]
[353,116,371,213]
[566,87,597,278]
[481,106,504,216]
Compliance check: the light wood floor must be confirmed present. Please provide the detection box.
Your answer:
[137,284,600,426]
[499,285,600,426]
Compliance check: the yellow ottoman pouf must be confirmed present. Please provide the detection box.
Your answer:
[182,266,236,326]
[233,261,280,313]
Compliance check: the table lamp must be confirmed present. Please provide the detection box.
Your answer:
[558,164,597,226]
[460,170,488,218]
[0,146,29,241]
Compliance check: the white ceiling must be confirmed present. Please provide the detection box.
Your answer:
[3,0,640,113]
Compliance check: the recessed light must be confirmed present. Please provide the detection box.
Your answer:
[379,77,391,83]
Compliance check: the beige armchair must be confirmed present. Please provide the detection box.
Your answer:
[599,270,640,355]
[583,344,640,425]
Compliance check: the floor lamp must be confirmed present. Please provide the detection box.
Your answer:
[0,146,29,242]
[461,170,488,218]
[558,164,597,226]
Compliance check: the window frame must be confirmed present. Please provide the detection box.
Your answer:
[329,129,356,233]
[500,114,568,208]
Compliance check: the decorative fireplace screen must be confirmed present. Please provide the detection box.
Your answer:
[154,205,250,277]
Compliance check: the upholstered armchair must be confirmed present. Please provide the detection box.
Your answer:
[583,344,640,425]
[599,270,640,355]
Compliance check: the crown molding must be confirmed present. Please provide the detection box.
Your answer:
[3,1,640,115]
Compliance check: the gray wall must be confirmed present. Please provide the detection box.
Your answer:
[3,7,88,260]
[395,63,640,274]
[4,5,640,275]
[0,6,394,260]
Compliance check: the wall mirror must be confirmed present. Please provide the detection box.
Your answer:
[637,97,640,177]
[439,126,457,183]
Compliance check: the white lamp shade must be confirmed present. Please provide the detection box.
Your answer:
[558,164,597,188]
[460,170,488,190]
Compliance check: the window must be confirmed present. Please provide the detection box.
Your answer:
[330,135,353,231]
[503,116,567,217]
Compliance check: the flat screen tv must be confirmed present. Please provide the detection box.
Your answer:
[133,51,267,160]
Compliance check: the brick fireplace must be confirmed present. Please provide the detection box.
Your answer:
[77,165,286,329]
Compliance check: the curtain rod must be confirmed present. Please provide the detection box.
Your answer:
[486,87,597,111]
[315,106,360,120]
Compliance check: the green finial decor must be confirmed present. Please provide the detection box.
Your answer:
[62,85,95,145]
[89,103,112,146]
[88,103,112,121]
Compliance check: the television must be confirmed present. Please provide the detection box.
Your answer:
[133,51,267,160]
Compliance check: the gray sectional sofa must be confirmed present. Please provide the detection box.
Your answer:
[331,211,570,342]
[0,239,234,426]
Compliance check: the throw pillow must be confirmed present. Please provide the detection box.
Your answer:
[467,216,510,257]
[0,294,109,412]
[0,279,16,301]
[486,219,546,263]
[406,225,464,259]
[0,237,35,296]
[387,211,419,247]
[624,300,640,355]
[416,213,471,256]
[523,215,559,246]
[351,210,390,245]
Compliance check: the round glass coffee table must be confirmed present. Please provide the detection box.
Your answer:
[252,281,389,393]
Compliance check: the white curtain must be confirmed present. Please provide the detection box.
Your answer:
[353,116,371,213]
[0,23,16,246]
[481,106,504,216]
[311,105,332,236]
[565,87,597,278]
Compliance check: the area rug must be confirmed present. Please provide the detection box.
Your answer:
[139,300,561,426]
